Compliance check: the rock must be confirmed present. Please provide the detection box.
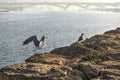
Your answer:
[25,53,68,65]
[99,61,120,69]
[73,62,100,80]
[0,62,61,80]
[50,42,100,59]
[104,27,120,34]
[100,69,120,79]
[0,27,120,80]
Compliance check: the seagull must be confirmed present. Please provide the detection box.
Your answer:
[78,33,84,42]
[23,35,48,52]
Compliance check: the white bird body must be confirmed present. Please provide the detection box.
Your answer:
[39,41,46,52]
[40,41,46,48]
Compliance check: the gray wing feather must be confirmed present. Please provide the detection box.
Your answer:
[23,36,38,45]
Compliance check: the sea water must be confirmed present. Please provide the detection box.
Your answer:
[0,11,120,68]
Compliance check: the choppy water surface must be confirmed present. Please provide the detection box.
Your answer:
[0,11,120,68]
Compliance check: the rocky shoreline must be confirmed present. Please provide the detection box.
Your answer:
[0,28,120,80]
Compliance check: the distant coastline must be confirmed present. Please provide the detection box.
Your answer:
[0,8,120,12]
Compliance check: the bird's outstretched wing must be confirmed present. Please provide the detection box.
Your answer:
[23,36,39,45]
[40,35,44,41]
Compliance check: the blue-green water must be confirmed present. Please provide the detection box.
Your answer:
[0,11,120,68]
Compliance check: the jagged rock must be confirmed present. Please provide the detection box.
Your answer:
[0,62,84,80]
[50,42,100,59]
[73,62,100,80]
[0,62,61,80]
[100,69,120,79]
[25,53,68,65]
[104,27,120,34]
[99,61,120,69]
[0,27,120,80]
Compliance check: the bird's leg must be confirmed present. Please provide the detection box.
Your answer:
[41,48,42,53]
[38,48,42,53]
[39,48,44,56]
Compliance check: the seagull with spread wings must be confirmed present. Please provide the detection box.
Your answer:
[23,35,48,52]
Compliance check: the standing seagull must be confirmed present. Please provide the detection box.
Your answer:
[23,35,48,52]
[78,33,84,42]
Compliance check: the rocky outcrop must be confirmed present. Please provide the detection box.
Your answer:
[0,27,120,80]
[0,53,84,80]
